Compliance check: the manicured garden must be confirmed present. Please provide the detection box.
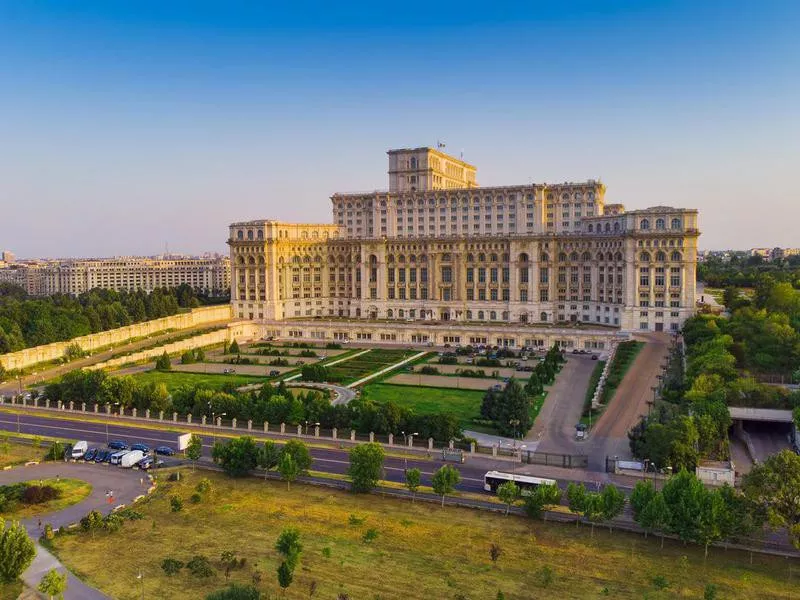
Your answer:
[45,470,798,600]
[360,383,486,428]
[128,370,270,392]
[325,349,416,384]
[0,478,91,519]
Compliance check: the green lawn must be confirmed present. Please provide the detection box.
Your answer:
[45,469,798,600]
[361,383,486,426]
[327,349,415,384]
[0,440,46,469]
[129,370,269,392]
[0,478,92,520]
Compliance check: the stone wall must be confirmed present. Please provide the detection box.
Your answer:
[0,305,233,371]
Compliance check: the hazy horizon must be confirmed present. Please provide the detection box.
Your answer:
[1,1,798,258]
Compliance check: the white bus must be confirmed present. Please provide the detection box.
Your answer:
[483,471,558,494]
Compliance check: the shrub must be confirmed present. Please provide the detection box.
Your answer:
[348,514,365,526]
[438,356,458,365]
[536,565,554,588]
[321,547,332,558]
[362,528,378,543]
[103,513,124,533]
[652,575,669,590]
[269,358,290,367]
[190,492,202,504]
[187,555,214,578]
[118,508,144,521]
[196,478,213,493]
[168,472,181,482]
[161,557,184,576]
[419,366,440,375]
[21,485,60,505]
[299,349,317,357]
[43,523,54,540]
[44,441,66,461]
[170,495,183,512]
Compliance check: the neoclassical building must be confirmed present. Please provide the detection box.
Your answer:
[229,147,698,343]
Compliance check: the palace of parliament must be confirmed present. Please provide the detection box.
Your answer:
[228,147,698,348]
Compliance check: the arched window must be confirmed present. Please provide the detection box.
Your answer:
[502,253,509,262]
[419,254,428,263]
[671,218,681,230]
[540,312,548,322]
[640,252,651,262]
[387,309,393,318]
[410,157,417,169]
[248,256,256,265]
[615,252,624,261]
[640,219,650,230]
[490,311,497,320]
[409,254,416,263]
[478,253,486,262]
[257,230,263,239]
[582,252,591,261]
[236,256,245,265]
[656,251,666,262]
[587,224,594,233]
[559,253,568,261]
[466,253,475,262]
[398,254,406,263]
[387,254,395,263]
[478,310,485,320]
[606,252,614,262]
[369,255,378,264]
[237,230,244,240]
[442,253,452,262]
[671,251,682,262]
[519,253,529,263]
[656,218,665,230]
[604,223,611,233]
[613,222,620,232]
[490,253,498,262]
[541,253,549,262]
[466,310,473,320]
[502,311,509,321]
[570,252,579,261]
[596,252,604,262]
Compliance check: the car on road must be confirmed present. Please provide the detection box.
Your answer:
[108,440,128,450]
[223,368,236,374]
[269,370,280,377]
[155,446,175,456]
[575,423,588,440]
[83,448,98,461]
[130,443,150,454]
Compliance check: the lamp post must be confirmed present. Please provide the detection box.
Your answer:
[400,431,418,470]
[105,403,120,443]
[136,570,144,600]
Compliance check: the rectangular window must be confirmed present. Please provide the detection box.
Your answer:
[502,267,509,283]
[410,268,416,283]
[421,268,428,283]
[520,268,529,283]
[466,288,474,300]
[399,268,406,283]
[491,289,498,301]
[441,266,452,283]
[421,287,428,299]
[466,268,474,283]
[479,288,486,301]
[399,288,406,300]
[388,288,395,299]
[502,288,510,301]
[478,268,486,283]
[520,289,528,302]
[540,289,549,301]
[491,268,498,283]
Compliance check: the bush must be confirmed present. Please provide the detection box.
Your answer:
[206,584,261,600]
[117,508,144,521]
[362,528,378,543]
[438,356,458,365]
[325,342,342,349]
[196,478,212,493]
[190,492,202,504]
[44,441,65,461]
[456,368,487,378]
[170,495,183,512]
[168,472,181,482]
[43,523,54,540]
[161,557,184,576]
[651,575,669,590]
[103,513,124,533]
[155,351,172,371]
[181,350,196,364]
[268,358,290,367]
[419,366,440,375]
[298,349,317,357]
[187,555,214,578]
[22,485,60,505]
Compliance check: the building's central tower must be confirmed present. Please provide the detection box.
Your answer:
[387,147,478,192]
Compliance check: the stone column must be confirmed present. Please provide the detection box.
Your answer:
[470,442,476,454]
[350,430,356,442]
[388,434,394,446]
[449,440,454,450]
[332,428,337,440]
[45,399,50,409]
[201,415,207,426]
[173,412,178,422]
[68,401,74,411]
[428,438,434,451]
[159,410,164,421]
[216,417,222,427]
[132,408,137,418]
[492,444,498,457]
[57,401,63,410]
[314,425,319,438]
[407,436,414,448]
[264,421,269,433]
[94,404,98,413]
[280,423,286,433]
[247,420,252,431]
[232,418,237,429]
[21,397,26,407]
[81,402,86,412]
[105,404,110,414]
[296,424,302,436]
[145,409,150,419]
[369,432,374,442]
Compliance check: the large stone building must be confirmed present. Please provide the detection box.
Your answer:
[0,255,230,297]
[229,147,698,345]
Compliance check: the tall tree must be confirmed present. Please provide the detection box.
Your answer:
[211,436,259,477]
[348,443,385,493]
[566,482,587,527]
[497,481,521,516]
[630,480,657,521]
[258,440,280,480]
[639,493,670,547]
[600,484,626,531]
[186,434,203,472]
[404,468,421,502]
[278,452,299,491]
[431,465,461,507]
[743,450,800,549]
[279,440,312,474]
[0,520,36,583]
[38,568,68,600]
[524,483,562,520]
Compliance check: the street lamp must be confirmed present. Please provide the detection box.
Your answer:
[136,570,144,600]
[400,431,418,470]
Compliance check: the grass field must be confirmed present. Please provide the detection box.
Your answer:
[129,370,269,392]
[361,383,486,427]
[47,470,798,600]
[327,348,414,384]
[0,477,91,520]
[0,581,22,600]
[0,440,46,469]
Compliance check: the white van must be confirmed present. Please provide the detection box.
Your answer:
[119,450,145,468]
[71,441,88,459]
[109,450,130,465]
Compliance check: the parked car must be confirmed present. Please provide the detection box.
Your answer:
[108,440,128,450]
[223,368,236,374]
[138,457,154,470]
[591,354,599,360]
[130,443,150,454]
[155,446,175,456]
[572,349,580,354]
[95,450,109,463]
[71,441,88,459]
[269,370,280,377]
[83,448,98,461]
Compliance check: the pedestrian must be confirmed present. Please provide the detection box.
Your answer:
[37,519,42,531]
[56,474,60,482]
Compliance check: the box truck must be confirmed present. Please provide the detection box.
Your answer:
[119,450,145,468]
[109,450,130,465]
[71,441,88,459]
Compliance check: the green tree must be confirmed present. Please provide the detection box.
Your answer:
[279,440,312,473]
[228,339,240,355]
[181,350,196,364]
[275,528,303,570]
[79,510,104,539]
[155,351,171,371]
[277,561,293,594]
[696,488,726,559]
[566,482,587,527]
[600,484,626,531]
[0,520,36,583]
[497,481,521,515]
[661,470,706,543]
[630,480,657,521]
[405,467,421,502]
[211,436,259,477]
[277,452,299,491]
[495,380,532,437]
[431,464,461,507]
[258,440,280,480]
[743,450,800,548]
[348,443,385,493]
[639,493,670,548]
[205,584,261,600]
[186,434,203,471]
[38,568,67,600]
[524,483,561,520]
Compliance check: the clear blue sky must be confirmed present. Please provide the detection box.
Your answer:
[1,1,798,257]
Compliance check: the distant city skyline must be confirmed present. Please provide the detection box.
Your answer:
[1,1,798,257]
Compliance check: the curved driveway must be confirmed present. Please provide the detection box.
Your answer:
[1,462,145,600]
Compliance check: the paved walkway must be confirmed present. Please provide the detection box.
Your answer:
[346,351,428,388]
[1,462,145,599]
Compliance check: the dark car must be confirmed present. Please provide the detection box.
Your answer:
[83,448,98,461]
[131,443,150,454]
[591,354,599,360]
[103,451,115,463]
[95,450,109,463]
[108,440,128,450]
[155,446,175,456]
[62,444,73,460]
[572,349,580,354]
[138,457,154,470]
[269,370,280,377]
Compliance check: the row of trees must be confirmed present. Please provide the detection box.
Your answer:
[0,284,214,354]
[699,254,800,290]
[479,345,564,436]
